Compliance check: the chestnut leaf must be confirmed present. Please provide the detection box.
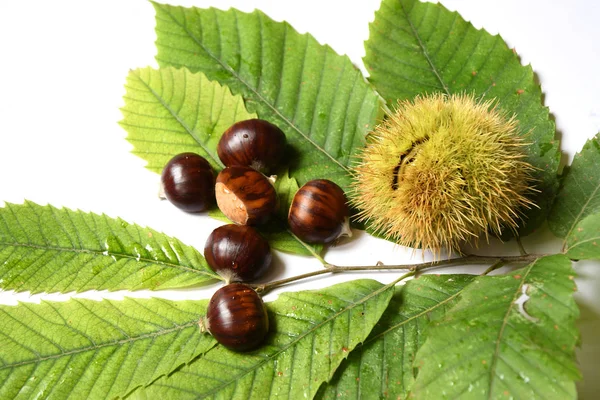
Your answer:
[120,67,257,173]
[0,201,221,294]
[549,133,600,255]
[316,274,476,400]
[364,0,560,238]
[152,2,384,194]
[563,213,600,260]
[410,255,580,399]
[0,297,215,400]
[130,279,394,400]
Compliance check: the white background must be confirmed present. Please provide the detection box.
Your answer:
[0,0,599,397]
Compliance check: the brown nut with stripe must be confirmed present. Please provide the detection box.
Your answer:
[288,179,352,244]
[200,283,269,352]
[160,152,215,213]
[215,166,277,225]
[217,119,286,174]
[204,224,272,283]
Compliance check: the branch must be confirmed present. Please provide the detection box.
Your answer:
[250,253,544,293]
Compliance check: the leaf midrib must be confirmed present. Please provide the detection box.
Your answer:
[565,234,600,253]
[156,3,350,174]
[130,70,225,169]
[562,178,600,250]
[397,0,450,95]
[487,259,536,399]
[197,283,392,397]
[365,285,466,345]
[0,241,218,280]
[0,316,199,370]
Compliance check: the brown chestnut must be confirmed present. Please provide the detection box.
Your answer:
[160,152,215,212]
[202,283,269,351]
[204,224,272,283]
[215,166,277,225]
[217,119,286,173]
[288,179,352,244]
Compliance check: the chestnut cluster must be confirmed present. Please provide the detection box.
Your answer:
[160,118,351,352]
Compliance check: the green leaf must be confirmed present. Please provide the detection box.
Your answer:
[0,201,220,293]
[364,0,560,236]
[208,171,323,256]
[0,297,214,400]
[120,66,257,173]
[411,255,580,399]
[132,279,394,399]
[152,2,383,192]
[317,274,475,400]
[549,133,600,241]
[564,213,600,260]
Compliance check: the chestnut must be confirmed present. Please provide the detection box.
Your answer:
[204,224,272,283]
[202,283,269,352]
[160,152,215,212]
[288,179,352,244]
[215,166,277,225]
[217,119,286,173]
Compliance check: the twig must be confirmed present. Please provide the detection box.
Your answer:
[250,253,543,294]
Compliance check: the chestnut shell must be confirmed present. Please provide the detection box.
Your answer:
[288,179,350,244]
[204,224,272,283]
[161,152,215,212]
[217,119,286,173]
[205,283,269,351]
[215,166,277,225]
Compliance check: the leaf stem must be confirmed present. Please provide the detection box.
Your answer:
[287,230,328,266]
[251,254,543,294]
[516,237,528,256]
[481,260,506,276]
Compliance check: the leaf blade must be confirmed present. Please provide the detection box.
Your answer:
[316,274,476,400]
[120,66,257,173]
[411,255,580,399]
[131,279,394,399]
[0,201,220,293]
[564,212,600,260]
[549,133,600,242]
[153,3,383,192]
[0,297,214,400]
[364,0,560,236]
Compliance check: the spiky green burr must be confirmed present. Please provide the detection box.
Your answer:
[350,94,535,255]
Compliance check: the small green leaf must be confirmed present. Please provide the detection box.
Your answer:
[549,133,600,242]
[564,213,600,260]
[317,274,475,400]
[120,66,257,173]
[411,255,580,399]
[364,0,560,237]
[0,201,220,293]
[208,171,322,256]
[153,3,383,193]
[0,297,214,400]
[132,279,394,399]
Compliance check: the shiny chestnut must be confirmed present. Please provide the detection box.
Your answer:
[215,166,277,225]
[202,283,269,351]
[217,119,286,173]
[160,152,214,212]
[288,179,351,244]
[204,224,272,283]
